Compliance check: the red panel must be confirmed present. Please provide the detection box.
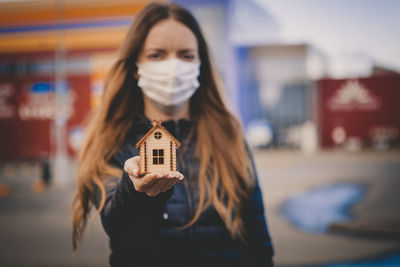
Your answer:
[317,74,400,148]
[0,75,91,161]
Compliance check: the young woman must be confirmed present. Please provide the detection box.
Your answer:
[72,3,274,267]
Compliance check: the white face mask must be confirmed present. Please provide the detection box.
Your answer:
[136,58,201,113]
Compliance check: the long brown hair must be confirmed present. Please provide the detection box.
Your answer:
[72,2,255,251]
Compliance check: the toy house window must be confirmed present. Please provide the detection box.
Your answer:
[153,149,164,165]
[154,132,162,139]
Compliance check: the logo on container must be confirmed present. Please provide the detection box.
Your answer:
[328,80,381,111]
[18,82,74,121]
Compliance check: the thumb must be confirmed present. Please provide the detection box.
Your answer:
[124,156,140,176]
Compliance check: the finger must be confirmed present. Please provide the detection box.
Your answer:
[164,171,172,178]
[168,171,184,180]
[133,171,182,194]
[133,172,164,187]
[175,171,184,180]
[161,171,182,180]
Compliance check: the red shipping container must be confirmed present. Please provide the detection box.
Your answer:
[0,75,91,161]
[317,74,400,149]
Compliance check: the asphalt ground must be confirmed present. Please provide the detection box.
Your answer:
[0,149,399,266]
[256,150,400,266]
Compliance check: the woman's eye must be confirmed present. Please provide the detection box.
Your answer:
[182,54,195,61]
[148,54,161,60]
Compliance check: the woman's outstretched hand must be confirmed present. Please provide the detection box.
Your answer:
[124,156,184,197]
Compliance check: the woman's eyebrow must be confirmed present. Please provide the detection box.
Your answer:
[144,48,166,53]
[144,48,195,53]
[178,49,195,53]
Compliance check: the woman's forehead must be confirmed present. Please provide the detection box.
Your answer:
[142,19,198,51]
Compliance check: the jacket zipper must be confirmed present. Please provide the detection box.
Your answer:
[176,122,196,243]
[181,153,196,266]
[182,156,195,232]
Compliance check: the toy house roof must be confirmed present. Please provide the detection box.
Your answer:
[135,120,182,149]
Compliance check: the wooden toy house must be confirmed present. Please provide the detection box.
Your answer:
[135,120,182,175]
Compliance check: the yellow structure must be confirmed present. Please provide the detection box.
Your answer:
[0,0,166,109]
[0,0,163,53]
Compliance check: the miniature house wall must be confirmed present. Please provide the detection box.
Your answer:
[135,121,181,175]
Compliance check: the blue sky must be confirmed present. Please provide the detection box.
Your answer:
[254,0,400,77]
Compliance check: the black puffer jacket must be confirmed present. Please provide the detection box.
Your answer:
[93,114,274,267]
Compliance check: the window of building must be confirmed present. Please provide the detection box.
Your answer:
[153,149,164,165]
[154,131,162,139]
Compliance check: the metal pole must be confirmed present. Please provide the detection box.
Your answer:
[53,0,69,186]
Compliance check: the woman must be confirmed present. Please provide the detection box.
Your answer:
[72,3,274,267]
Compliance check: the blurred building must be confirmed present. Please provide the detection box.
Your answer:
[175,0,328,149]
[0,0,399,163]
[0,0,156,161]
[241,44,327,148]
[176,0,400,150]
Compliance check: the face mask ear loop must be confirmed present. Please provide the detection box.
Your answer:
[133,70,139,81]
